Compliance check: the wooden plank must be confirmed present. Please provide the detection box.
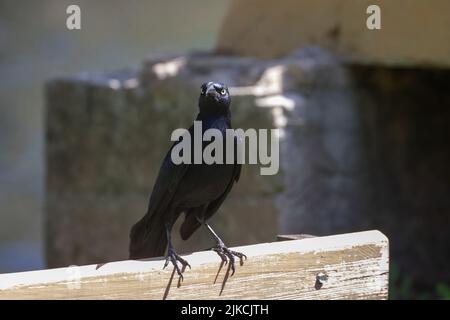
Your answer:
[0,230,389,300]
[277,234,316,241]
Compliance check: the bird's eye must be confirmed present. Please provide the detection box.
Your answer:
[219,88,226,95]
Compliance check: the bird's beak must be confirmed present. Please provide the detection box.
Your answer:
[205,86,217,98]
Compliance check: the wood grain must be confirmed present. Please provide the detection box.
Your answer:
[277,234,316,241]
[0,230,389,300]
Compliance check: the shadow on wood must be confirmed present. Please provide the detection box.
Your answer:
[0,230,389,300]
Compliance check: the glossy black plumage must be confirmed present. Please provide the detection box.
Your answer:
[129,82,241,260]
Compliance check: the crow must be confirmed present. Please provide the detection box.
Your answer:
[129,81,246,280]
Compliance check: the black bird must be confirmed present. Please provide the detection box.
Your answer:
[129,81,246,279]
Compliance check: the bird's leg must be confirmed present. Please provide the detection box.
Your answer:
[205,223,247,276]
[163,224,191,281]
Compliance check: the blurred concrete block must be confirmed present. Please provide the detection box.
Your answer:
[46,48,450,289]
[46,53,283,268]
[46,49,351,268]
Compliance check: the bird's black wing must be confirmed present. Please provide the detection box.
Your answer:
[146,146,189,221]
[129,128,192,258]
[204,160,241,218]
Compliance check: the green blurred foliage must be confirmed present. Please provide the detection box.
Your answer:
[390,262,450,300]
[436,283,450,300]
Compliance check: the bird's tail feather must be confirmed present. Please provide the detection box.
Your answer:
[129,214,167,259]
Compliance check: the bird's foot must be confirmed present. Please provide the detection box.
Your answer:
[212,242,247,276]
[163,247,191,282]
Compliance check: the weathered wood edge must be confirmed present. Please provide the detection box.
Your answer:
[277,234,316,241]
[0,230,388,293]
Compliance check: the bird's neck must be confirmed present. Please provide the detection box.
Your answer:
[196,109,231,127]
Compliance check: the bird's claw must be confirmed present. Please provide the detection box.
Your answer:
[213,244,247,276]
[163,248,191,282]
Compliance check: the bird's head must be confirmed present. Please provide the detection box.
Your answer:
[198,82,231,116]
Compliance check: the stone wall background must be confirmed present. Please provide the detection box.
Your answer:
[46,48,450,291]
[46,53,280,267]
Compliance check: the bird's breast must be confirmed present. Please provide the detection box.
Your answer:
[174,163,235,208]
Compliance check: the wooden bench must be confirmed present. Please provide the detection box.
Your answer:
[0,230,388,299]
